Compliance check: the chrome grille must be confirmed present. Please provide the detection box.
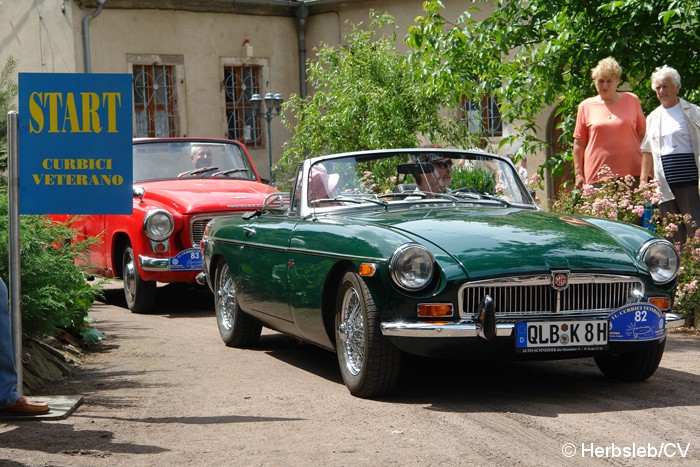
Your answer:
[459,274,643,317]
[190,217,213,246]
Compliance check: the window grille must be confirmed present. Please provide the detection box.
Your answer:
[224,65,262,148]
[133,64,179,137]
[462,95,503,137]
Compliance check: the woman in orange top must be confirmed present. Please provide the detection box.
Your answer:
[573,57,646,188]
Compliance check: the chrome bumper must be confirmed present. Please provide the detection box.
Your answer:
[380,312,686,338]
[139,255,170,271]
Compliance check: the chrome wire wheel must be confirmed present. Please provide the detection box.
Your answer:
[338,286,365,376]
[216,263,235,333]
[213,259,261,347]
[335,271,401,398]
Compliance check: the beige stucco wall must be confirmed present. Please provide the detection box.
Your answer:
[0,0,78,74]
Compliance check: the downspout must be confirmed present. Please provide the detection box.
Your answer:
[82,0,106,73]
[295,3,309,99]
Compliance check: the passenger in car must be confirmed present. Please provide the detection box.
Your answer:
[308,164,340,204]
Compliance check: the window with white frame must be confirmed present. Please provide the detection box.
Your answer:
[132,63,180,137]
[224,65,263,148]
[462,94,503,137]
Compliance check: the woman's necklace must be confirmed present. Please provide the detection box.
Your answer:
[601,94,618,119]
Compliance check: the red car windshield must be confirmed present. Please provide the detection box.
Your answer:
[133,141,256,182]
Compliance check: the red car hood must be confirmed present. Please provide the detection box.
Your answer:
[139,179,277,214]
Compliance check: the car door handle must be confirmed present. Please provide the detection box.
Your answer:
[242,226,256,237]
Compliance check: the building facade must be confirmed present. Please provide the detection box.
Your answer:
[1,0,556,197]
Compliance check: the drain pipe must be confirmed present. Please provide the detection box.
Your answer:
[295,3,309,99]
[82,0,106,73]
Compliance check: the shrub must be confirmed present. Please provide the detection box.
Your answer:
[451,167,496,194]
[675,231,700,327]
[0,175,102,337]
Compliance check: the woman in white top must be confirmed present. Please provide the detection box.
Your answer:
[641,65,700,245]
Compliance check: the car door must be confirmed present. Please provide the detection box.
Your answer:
[235,211,296,322]
[78,214,110,274]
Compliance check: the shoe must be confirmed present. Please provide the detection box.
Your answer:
[0,396,50,416]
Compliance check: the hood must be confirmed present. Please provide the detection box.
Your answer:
[138,179,277,214]
[344,207,646,280]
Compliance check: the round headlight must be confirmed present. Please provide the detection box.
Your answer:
[389,244,435,291]
[144,209,174,241]
[640,239,679,284]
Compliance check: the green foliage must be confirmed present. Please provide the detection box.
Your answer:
[451,167,496,194]
[675,233,700,327]
[276,11,479,189]
[407,0,700,178]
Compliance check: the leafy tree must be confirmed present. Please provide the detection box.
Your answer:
[0,56,102,338]
[406,0,700,179]
[276,12,480,187]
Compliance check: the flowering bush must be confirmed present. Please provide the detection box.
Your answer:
[675,231,700,326]
[552,166,698,326]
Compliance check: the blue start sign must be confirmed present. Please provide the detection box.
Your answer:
[18,73,133,215]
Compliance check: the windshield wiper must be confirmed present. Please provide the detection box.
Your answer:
[451,187,511,207]
[212,168,250,178]
[312,196,389,209]
[178,166,219,178]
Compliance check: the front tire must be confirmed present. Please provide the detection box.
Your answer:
[335,271,401,398]
[214,260,261,347]
[122,243,157,313]
[594,339,666,381]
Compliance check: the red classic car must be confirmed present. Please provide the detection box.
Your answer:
[61,137,277,313]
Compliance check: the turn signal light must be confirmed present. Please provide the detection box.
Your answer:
[649,297,671,311]
[154,242,167,254]
[417,303,454,318]
[358,263,377,277]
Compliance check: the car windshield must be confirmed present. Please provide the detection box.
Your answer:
[133,141,257,182]
[300,150,533,211]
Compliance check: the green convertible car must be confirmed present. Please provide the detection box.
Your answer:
[198,148,684,398]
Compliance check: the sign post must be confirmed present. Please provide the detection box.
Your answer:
[7,111,22,394]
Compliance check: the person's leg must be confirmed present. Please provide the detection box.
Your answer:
[659,198,685,245]
[671,184,700,240]
[0,277,20,408]
[0,277,50,415]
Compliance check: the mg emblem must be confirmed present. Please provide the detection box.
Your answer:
[551,270,570,291]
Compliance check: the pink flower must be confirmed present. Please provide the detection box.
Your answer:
[582,184,597,198]
[667,223,679,233]
[631,206,644,217]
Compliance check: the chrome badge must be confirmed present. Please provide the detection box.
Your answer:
[551,270,570,291]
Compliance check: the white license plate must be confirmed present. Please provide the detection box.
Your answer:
[515,320,608,352]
